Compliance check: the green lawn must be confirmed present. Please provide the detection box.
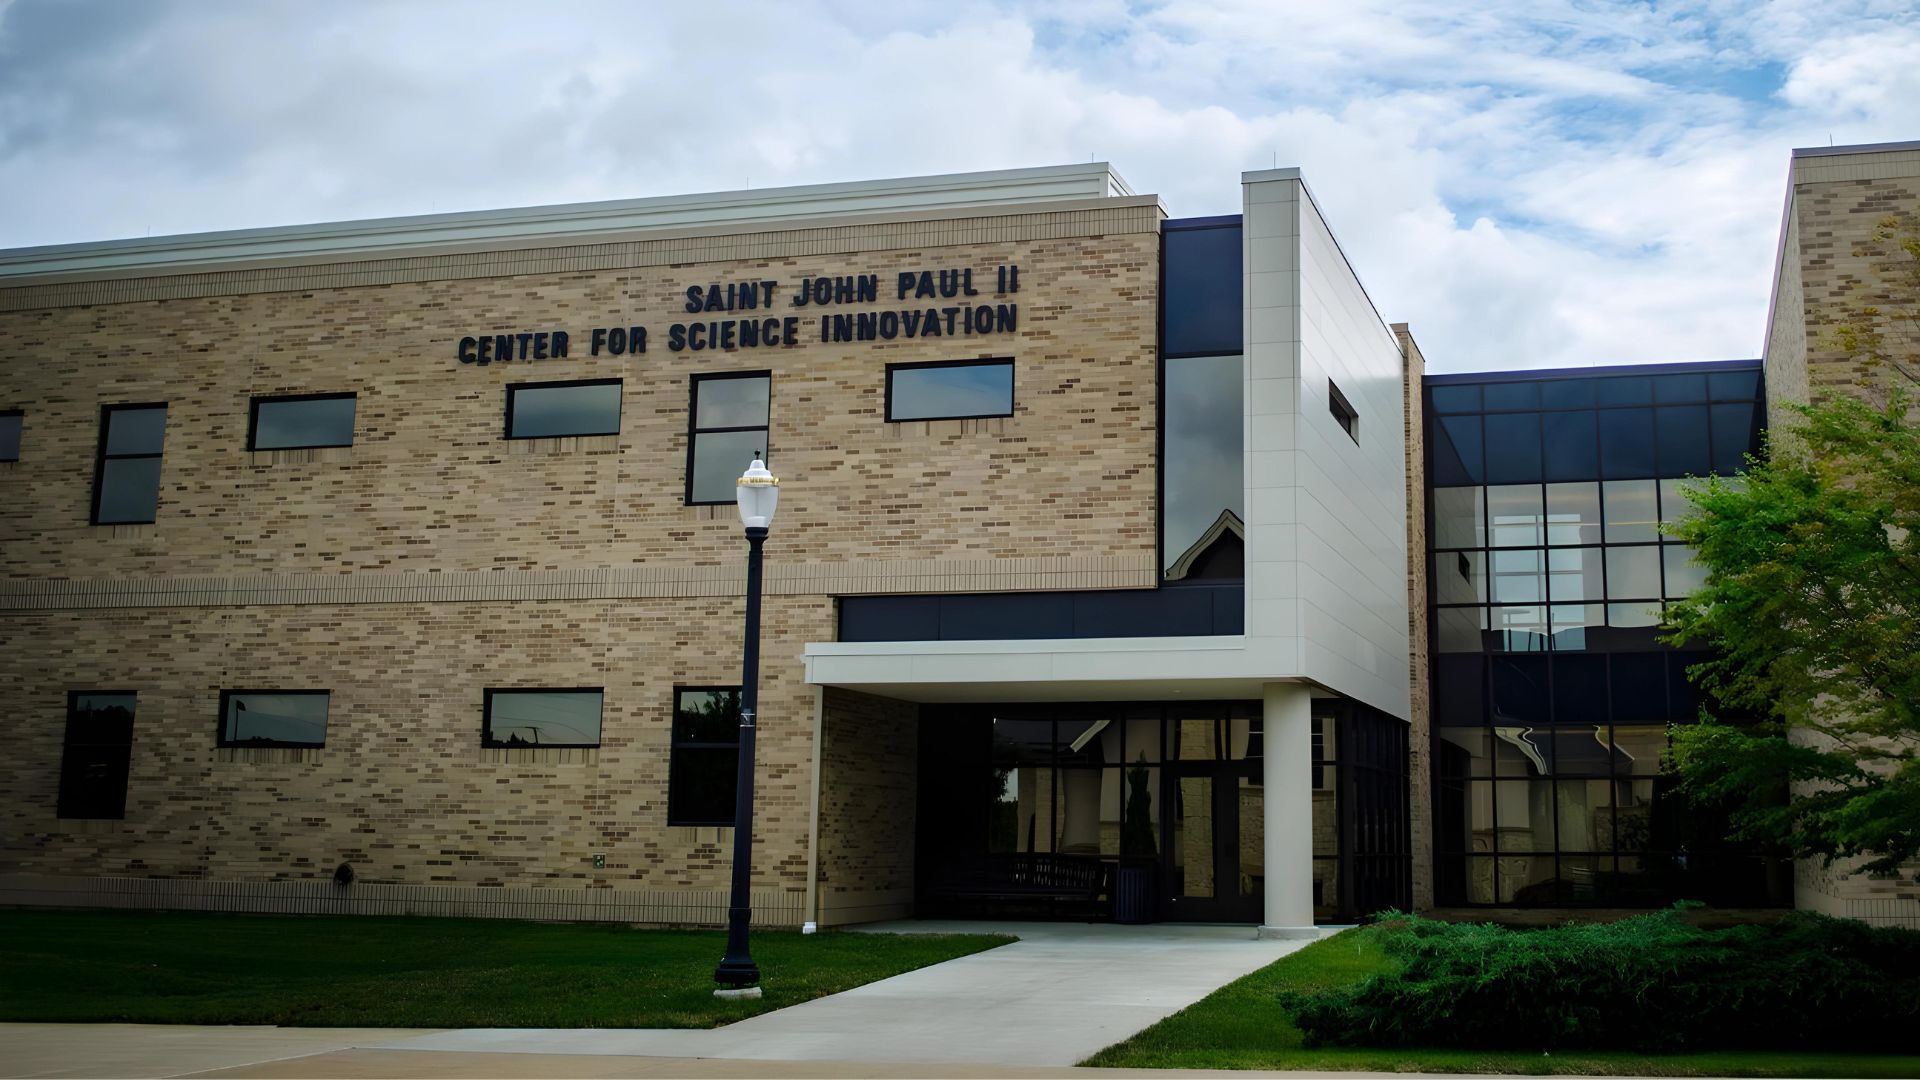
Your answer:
[0,909,1007,1028]
[1085,928,1920,1077]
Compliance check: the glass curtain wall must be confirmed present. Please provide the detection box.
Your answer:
[1161,218,1244,583]
[1426,365,1781,907]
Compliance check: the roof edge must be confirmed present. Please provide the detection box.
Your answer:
[1,163,1143,282]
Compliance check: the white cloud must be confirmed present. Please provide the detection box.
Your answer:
[0,0,1914,373]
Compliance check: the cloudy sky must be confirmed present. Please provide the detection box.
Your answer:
[1,0,1915,373]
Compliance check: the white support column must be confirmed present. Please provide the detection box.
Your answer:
[1261,681,1319,938]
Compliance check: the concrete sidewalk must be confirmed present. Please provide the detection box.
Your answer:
[1,922,1323,1077]
[370,922,1318,1068]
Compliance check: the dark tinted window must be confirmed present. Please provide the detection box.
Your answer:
[1328,380,1359,443]
[1162,223,1242,357]
[0,410,20,461]
[1654,373,1708,403]
[887,360,1013,421]
[689,374,771,504]
[250,394,357,450]
[1540,379,1596,409]
[104,407,166,455]
[506,380,621,439]
[1429,385,1480,413]
[219,690,330,748]
[482,689,602,748]
[1435,655,1486,726]
[670,687,740,825]
[58,692,135,820]
[1490,654,1549,724]
[1598,408,1655,478]
[1482,382,1540,411]
[1542,410,1598,481]
[1710,401,1759,474]
[94,404,166,524]
[1609,653,1668,723]
[1655,405,1711,476]
[1483,413,1542,483]
[1708,371,1761,399]
[1552,653,1609,725]
[1595,376,1652,406]
[1163,354,1243,578]
[1431,414,1484,485]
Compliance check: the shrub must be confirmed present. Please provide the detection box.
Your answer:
[1284,909,1920,1052]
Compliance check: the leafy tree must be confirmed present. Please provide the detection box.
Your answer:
[1663,393,1920,877]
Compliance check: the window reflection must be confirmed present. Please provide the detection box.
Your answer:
[1427,370,1775,907]
[887,361,1014,422]
[1432,487,1486,549]
[1603,480,1660,542]
[1487,485,1544,547]
[251,394,356,450]
[506,380,621,439]
[1545,482,1601,545]
[1605,546,1662,599]
[1163,354,1244,578]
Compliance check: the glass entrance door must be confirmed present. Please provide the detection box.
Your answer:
[1163,760,1264,921]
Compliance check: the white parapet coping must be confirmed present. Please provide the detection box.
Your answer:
[801,634,1324,703]
[0,163,1138,281]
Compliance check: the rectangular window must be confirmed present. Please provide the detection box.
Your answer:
[219,689,330,748]
[670,686,741,825]
[1328,380,1359,443]
[0,409,20,461]
[249,393,357,450]
[505,379,622,440]
[58,692,135,820]
[1162,354,1243,579]
[687,373,770,505]
[482,688,602,749]
[885,359,1014,422]
[93,404,167,524]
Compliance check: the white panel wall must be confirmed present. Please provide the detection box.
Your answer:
[1242,170,1411,719]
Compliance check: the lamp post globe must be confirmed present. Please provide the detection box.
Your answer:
[714,455,778,995]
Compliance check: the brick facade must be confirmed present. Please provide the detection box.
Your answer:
[1766,145,1920,927]
[0,202,1161,923]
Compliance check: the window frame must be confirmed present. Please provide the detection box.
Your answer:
[668,684,742,826]
[685,371,772,506]
[216,688,331,749]
[91,402,168,525]
[247,392,358,451]
[503,378,623,441]
[0,408,21,462]
[481,687,604,750]
[884,358,1015,423]
[1328,380,1360,444]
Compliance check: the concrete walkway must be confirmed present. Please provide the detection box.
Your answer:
[371,921,1319,1068]
[1,922,1324,1077]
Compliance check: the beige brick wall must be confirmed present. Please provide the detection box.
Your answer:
[1,598,826,907]
[1393,323,1435,912]
[1769,148,1920,925]
[1790,172,1920,412]
[0,217,1160,582]
[815,688,919,926]
[0,204,1160,923]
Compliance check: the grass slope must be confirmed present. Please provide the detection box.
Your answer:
[0,909,1006,1028]
[1084,928,1920,1077]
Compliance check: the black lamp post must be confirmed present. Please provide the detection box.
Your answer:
[714,454,778,996]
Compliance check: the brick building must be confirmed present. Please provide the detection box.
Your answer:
[0,141,1914,929]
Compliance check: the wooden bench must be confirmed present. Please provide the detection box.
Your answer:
[926,853,1111,916]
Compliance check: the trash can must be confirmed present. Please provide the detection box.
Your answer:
[1113,863,1156,924]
